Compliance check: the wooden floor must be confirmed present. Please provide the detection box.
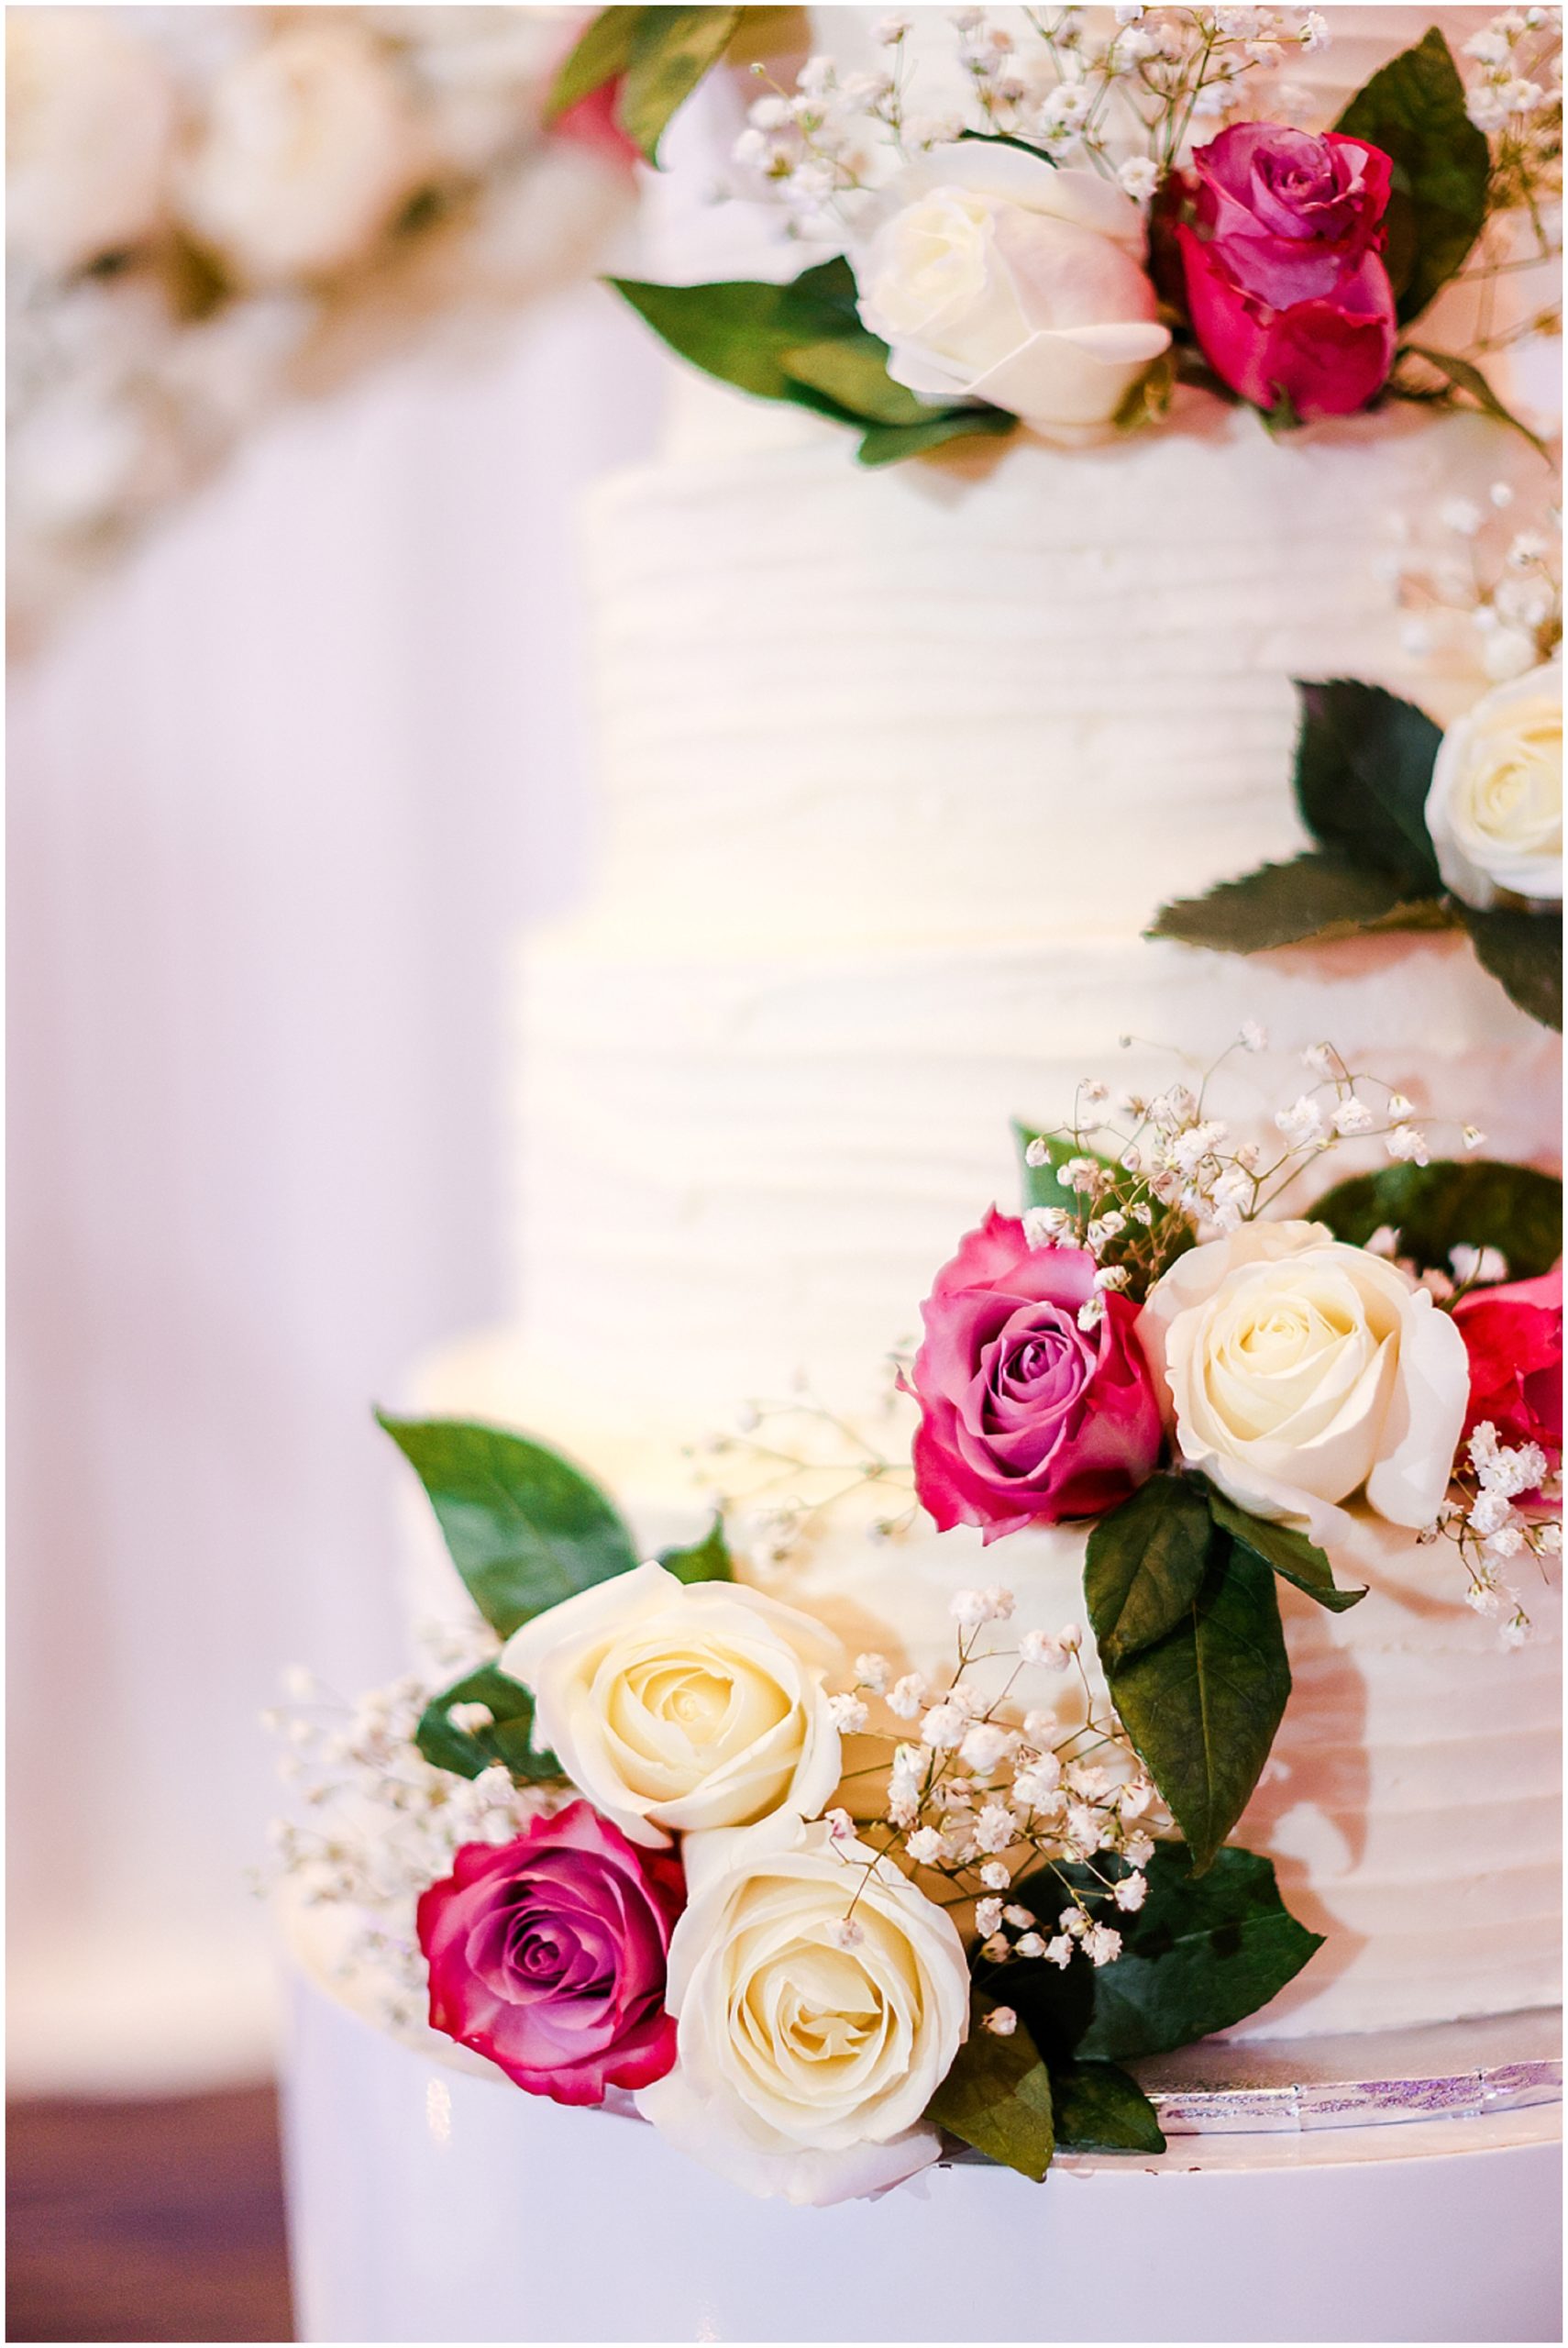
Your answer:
[7,2085,294,2344]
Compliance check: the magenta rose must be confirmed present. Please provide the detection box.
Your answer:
[1452,1266,1563,1470]
[416,1801,684,2106]
[910,1210,1164,1541]
[1176,124,1397,420]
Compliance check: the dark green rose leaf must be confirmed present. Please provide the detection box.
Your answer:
[1014,1844,1322,2063]
[619,7,745,161]
[1103,1536,1291,1875]
[1292,680,1445,894]
[611,271,871,411]
[926,2006,1055,2182]
[547,5,644,116]
[778,334,933,426]
[1049,2059,1166,2154]
[1148,852,1451,953]
[1460,904,1563,1032]
[1309,1157,1564,1280]
[1085,1475,1219,1668]
[659,1514,734,1584]
[856,405,1018,467]
[1335,28,1490,323]
[378,1413,640,1637]
[1397,345,1553,463]
[415,1663,560,1784]
[1204,1487,1365,1613]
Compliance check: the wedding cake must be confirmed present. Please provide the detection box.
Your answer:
[280,9,1562,2340]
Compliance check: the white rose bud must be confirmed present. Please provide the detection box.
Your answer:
[1424,661,1562,910]
[636,1819,969,2205]
[852,145,1170,445]
[502,1562,845,1847]
[1138,1220,1469,1545]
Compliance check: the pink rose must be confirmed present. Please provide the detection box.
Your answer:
[1452,1266,1563,1468]
[910,1210,1164,1542]
[416,1801,684,2107]
[1176,125,1397,420]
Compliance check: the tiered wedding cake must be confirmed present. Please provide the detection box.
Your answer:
[282,12,1561,2341]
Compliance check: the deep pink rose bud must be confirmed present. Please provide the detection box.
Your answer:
[1452,1266,1562,1475]
[1176,124,1397,421]
[910,1210,1164,1542]
[416,1802,684,2106]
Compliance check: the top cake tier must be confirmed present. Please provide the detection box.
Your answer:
[569,388,1536,958]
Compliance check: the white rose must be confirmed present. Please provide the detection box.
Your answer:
[635,1817,969,2205]
[176,23,427,285]
[7,11,177,275]
[853,144,1170,445]
[1425,661,1562,910]
[502,1562,845,1847]
[1138,1220,1469,1545]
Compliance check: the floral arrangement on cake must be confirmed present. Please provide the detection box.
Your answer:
[267,1034,1562,2206]
[7,5,634,644]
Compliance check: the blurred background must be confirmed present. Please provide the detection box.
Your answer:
[7,6,671,2335]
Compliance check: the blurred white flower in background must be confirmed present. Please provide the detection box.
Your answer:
[6,5,634,649]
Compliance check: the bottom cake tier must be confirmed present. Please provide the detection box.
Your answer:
[280,1948,1562,2346]
[403,1331,1563,2047]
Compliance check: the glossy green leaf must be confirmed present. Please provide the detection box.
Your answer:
[926,2006,1055,2182]
[547,6,644,116]
[1049,2059,1166,2154]
[620,7,745,162]
[378,1413,640,1637]
[1292,680,1444,894]
[1085,1475,1218,1668]
[1104,1538,1291,1875]
[856,406,1018,466]
[1204,1488,1365,1613]
[415,1663,560,1784]
[1309,1157,1564,1280]
[1335,28,1490,323]
[1461,904,1563,1032]
[1148,852,1451,953]
[778,334,933,426]
[659,1515,734,1584]
[611,271,868,408]
[1014,1844,1322,2064]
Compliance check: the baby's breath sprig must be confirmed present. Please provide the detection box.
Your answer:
[686,1379,919,1567]
[1420,1420,1562,1645]
[826,1587,1167,1972]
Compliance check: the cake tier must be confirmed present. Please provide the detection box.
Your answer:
[511,925,1558,1417]
[410,1328,1563,2047]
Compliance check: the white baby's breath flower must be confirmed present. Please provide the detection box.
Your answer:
[920,1702,967,1751]
[1386,1124,1430,1166]
[1087,1923,1123,1966]
[1113,1871,1149,1912]
[1331,1097,1375,1135]
[959,1722,1012,1775]
[983,2004,1019,2036]
[974,1801,1020,1854]
[979,1859,1011,1891]
[906,1825,948,1865]
[828,1692,870,1734]
[886,1673,927,1719]
[1275,1095,1327,1147]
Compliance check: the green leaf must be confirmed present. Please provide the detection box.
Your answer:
[1085,1475,1218,1668]
[415,1663,560,1784]
[1309,1157,1565,1279]
[658,1515,734,1584]
[856,406,1018,466]
[926,2007,1055,2182]
[547,6,644,117]
[377,1413,640,1637]
[1049,2059,1166,2154]
[1203,1488,1365,1614]
[1461,904,1563,1032]
[1335,28,1490,323]
[1103,1538,1291,1875]
[1015,1844,1322,2064]
[778,334,933,426]
[1397,345,1553,464]
[610,271,868,407]
[621,7,745,163]
[1148,852,1452,953]
[1292,680,1444,895]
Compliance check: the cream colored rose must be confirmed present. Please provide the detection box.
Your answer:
[635,1817,969,2205]
[502,1563,845,1847]
[853,144,1170,445]
[1425,661,1562,910]
[7,11,177,276]
[176,23,426,285]
[1138,1220,1469,1545]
